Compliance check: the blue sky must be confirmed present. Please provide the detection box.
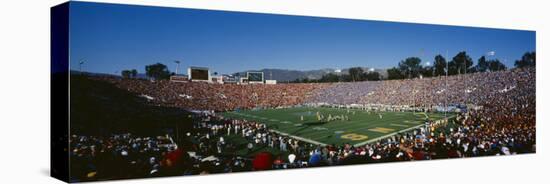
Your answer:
[69,1,535,75]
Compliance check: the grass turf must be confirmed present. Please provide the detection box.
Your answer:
[222,107,447,146]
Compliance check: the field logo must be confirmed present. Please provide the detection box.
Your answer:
[341,133,368,141]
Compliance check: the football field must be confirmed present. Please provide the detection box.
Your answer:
[222,107,448,146]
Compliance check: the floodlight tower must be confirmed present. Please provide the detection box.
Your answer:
[409,66,414,114]
[335,68,342,82]
[79,60,85,75]
[486,51,496,72]
[174,60,181,75]
[426,61,433,76]
[418,49,425,113]
[424,61,432,111]
[463,55,467,110]
[444,50,449,121]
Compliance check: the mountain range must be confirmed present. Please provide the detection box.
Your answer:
[233,67,387,82]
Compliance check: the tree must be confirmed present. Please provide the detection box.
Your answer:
[476,56,489,72]
[340,74,352,82]
[130,69,138,78]
[487,59,507,71]
[364,71,381,81]
[145,63,170,80]
[420,66,434,78]
[398,57,422,78]
[387,67,404,80]
[301,78,311,83]
[448,51,474,75]
[348,67,364,82]
[121,70,131,79]
[433,55,447,76]
[515,52,536,68]
[319,73,340,82]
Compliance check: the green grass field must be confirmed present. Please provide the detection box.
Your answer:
[222,107,448,146]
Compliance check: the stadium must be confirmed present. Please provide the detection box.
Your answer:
[69,62,535,181]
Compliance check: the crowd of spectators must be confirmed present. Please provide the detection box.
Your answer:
[69,134,178,181]
[308,81,382,104]
[98,78,328,112]
[309,67,535,110]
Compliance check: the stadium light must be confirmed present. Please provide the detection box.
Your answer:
[409,66,413,113]
[445,50,448,120]
[79,60,85,74]
[174,60,181,75]
[335,68,342,82]
[464,56,467,108]
[486,51,496,72]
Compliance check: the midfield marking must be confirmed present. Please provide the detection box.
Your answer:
[341,133,369,141]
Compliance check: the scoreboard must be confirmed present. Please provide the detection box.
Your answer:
[247,72,264,83]
[188,67,210,82]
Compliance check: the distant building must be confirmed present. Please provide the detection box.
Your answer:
[265,80,277,84]
[239,77,249,84]
[170,75,189,82]
[211,75,224,84]
[223,75,238,84]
